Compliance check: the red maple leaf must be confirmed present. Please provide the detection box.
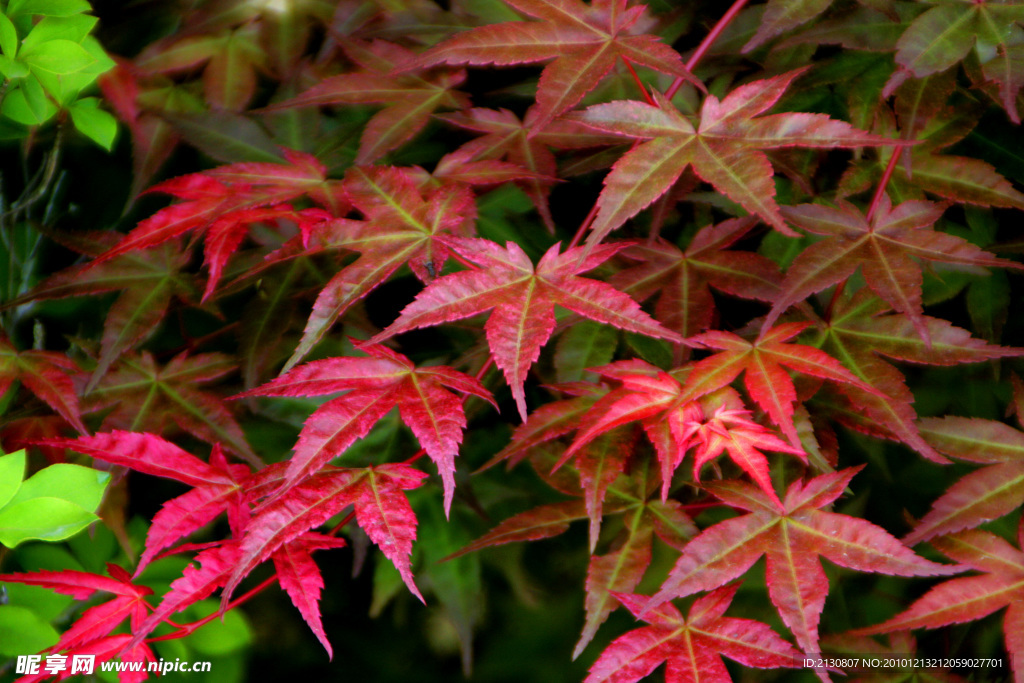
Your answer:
[272,532,348,658]
[414,0,699,132]
[43,433,251,573]
[221,463,428,608]
[0,564,156,680]
[90,149,338,272]
[370,236,682,421]
[646,468,961,675]
[562,364,804,506]
[236,343,493,514]
[585,585,802,683]
[682,322,879,449]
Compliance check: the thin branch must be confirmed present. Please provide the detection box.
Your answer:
[622,57,655,106]
[568,199,600,250]
[666,0,749,99]
[866,150,900,222]
[146,575,279,643]
[824,278,848,322]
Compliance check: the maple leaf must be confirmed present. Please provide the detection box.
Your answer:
[272,532,348,659]
[91,149,338,269]
[0,335,87,435]
[136,23,267,112]
[765,195,1021,341]
[0,564,155,674]
[839,107,1024,211]
[123,518,343,658]
[283,165,477,371]
[445,500,591,561]
[562,365,805,506]
[610,217,781,339]
[902,417,1024,545]
[576,477,701,660]
[265,39,470,164]
[574,428,634,550]
[801,290,1020,464]
[743,0,838,52]
[84,352,260,466]
[413,0,699,132]
[370,236,681,421]
[45,431,252,574]
[445,457,695,658]
[6,232,196,392]
[126,540,244,653]
[237,343,493,513]
[574,70,903,248]
[682,322,879,450]
[646,468,961,675]
[479,382,605,471]
[893,0,1024,114]
[585,585,802,683]
[222,463,428,607]
[853,528,1024,682]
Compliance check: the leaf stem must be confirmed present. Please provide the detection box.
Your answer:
[474,356,495,383]
[824,278,847,322]
[447,249,478,271]
[568,199,600,249]
[621,57,655,106]
[146,574,278,642]
[329,510,357,536]
[666,0,749,98]
[866,151,900,222]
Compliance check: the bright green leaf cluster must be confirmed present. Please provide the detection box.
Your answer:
[0,0,116,147]
[0,449,109,547]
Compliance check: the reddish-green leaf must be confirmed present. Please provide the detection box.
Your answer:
[283,166,476,371]
[0,334,87,434]
[610,217,781,339]
[415,0,699,132]
[904,417,1024,544]
[83,352,259,465]
[266,39,469,164]
[576,71,903,247]
[767,195,1020,340]
[853,528,1024,681]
